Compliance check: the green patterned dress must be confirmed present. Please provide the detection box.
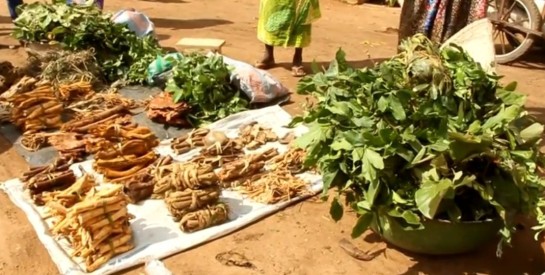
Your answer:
[257,0,321,48]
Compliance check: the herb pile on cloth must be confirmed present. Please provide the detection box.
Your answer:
[165,53,249,126]
[290,34,545,254]
[12,2,163,83]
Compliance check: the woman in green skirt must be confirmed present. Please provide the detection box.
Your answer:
[255,0,321,77]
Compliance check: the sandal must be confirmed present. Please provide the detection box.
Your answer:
[254,59,275,70]
[291,66,306,77]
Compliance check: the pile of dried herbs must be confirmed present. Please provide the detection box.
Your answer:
[165,53,249,126]
[13,2,163,83]
[290,34,545,253]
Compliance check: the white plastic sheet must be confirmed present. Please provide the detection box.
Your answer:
[1,106,323,275]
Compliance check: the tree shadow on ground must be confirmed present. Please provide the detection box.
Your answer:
[150,18,233,30]
[362,218,545,275]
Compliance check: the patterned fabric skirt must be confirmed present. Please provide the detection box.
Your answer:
[257,0,321,48]
[398,0,488,44]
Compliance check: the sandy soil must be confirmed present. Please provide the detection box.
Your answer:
[1,1,545,274]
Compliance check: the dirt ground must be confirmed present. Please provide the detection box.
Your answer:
[1,1,545,274]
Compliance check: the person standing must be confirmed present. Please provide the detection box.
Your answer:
[398,0,488,44]
[6,0,23,20]
[66,0,104,10]
[255,0,321,77]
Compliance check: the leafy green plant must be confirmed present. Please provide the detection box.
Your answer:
[13,2,163,83]
[165,53,249,126]
[290,34,545,254]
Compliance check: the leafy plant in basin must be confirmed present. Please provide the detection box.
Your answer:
[290,34,545,255]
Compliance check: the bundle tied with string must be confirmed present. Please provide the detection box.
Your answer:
[48,184,134,272]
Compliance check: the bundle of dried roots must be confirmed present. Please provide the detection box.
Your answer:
[237,122,278,150]
[9,84,63,132]
[217,148,279,185]
[123,155,173,203]
[236,170,310,204]
[267,147,307,174]
[48,185,134,272]
[171,128,209,154]
[0,76,37,103]
[152,162,219,198]
[67,91,140,114]
[35,50,103,87]
[164,187,221,222]
[93,150,158,182]
[22,157,76,205]
[61,105,131,134]
[58,80,95,102]
[41,172,96,208]
[180,203,229,233]
[147,92,191,127]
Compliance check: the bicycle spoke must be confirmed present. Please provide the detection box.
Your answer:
[501,1,517,21]
[500,31,507,54]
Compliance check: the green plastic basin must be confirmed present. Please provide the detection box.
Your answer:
[371,214,503,255]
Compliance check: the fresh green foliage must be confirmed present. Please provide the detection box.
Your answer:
[13,2,163,83]
[165,53,249,126]
[290,34,545,252]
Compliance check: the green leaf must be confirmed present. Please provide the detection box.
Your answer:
[351,210,373,238]
[519,123,543,143]
[330,197,344,222]
[365,149,384,169]
[415,179,454,219]
[389,95,406,121]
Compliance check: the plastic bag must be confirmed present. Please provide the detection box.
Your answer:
[146,53,184,84]
[207,52,290,104]
[441,18,496,73]
[145,259,172,275]
[111,9,155,37]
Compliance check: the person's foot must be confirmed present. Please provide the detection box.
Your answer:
[255,58,275,70]
[291,65,306,77]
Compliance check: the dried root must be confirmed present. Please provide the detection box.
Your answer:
[122,155,173,203]
[180,203,229,233]
[267,147,307,174]
[47,185,134,272]
[152,162,219,198]
[58,81,94,102]
[201,139,244,157]
[236,170,309,204]
[67,91,140,114]
[93,150,158,181]
[8,84,63,132]
[41,172,96,208]
[238,122,278,150]
[22,157,76,205]
[217,148,279,184]
[61,105,128,133]
[165,187,221,222]
[171,128,209,154]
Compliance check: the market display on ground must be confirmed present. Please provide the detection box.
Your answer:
[1,0,545,274]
